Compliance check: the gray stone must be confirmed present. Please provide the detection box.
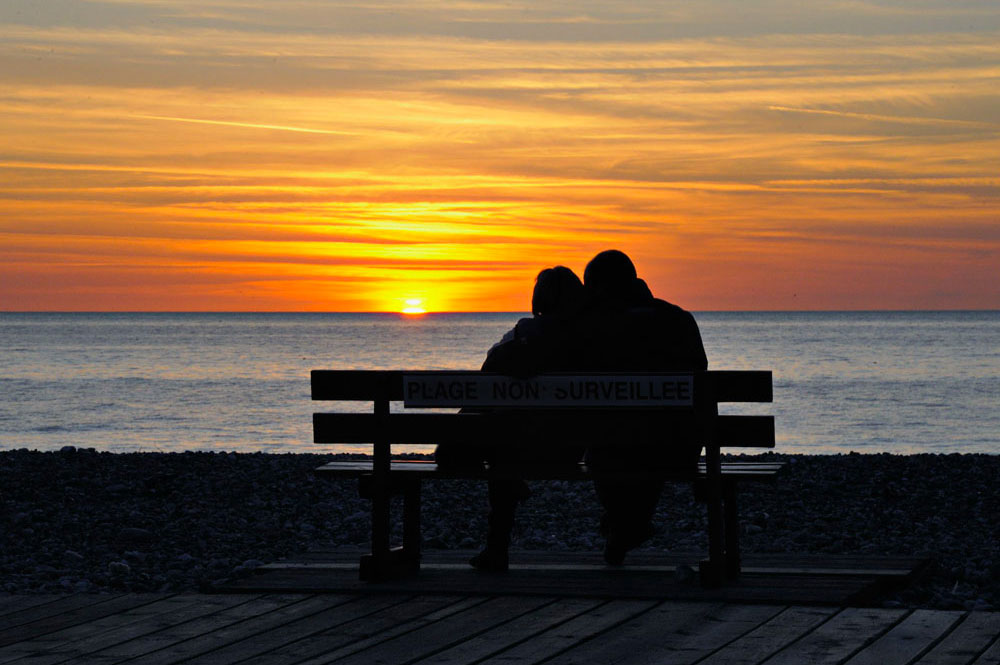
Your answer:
[108,561,130,578]
[119,528,154,543]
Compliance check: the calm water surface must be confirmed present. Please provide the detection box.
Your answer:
[1,312,997,454]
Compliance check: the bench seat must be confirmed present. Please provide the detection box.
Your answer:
[316,459,784,482]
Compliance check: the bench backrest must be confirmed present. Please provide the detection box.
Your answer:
[312,370,773,452]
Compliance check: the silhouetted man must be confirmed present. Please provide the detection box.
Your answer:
[578,250,707,564]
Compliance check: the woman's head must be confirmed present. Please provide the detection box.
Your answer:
[532,266,585,317]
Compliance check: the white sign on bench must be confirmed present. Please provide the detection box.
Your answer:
[402,373,694,408]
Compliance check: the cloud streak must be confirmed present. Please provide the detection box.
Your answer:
[767,105,1000,129]
[132,115,360,135]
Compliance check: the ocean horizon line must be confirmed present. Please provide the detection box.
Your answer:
[2,309,998,315]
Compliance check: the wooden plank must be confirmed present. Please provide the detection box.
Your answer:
[234,595,474,665]
[177,594,411,665]
[313,412,773,448]
[707,371,773,403]
[298,549,903,566]
[228,565,894,606]
[543,601,727,665]
[737,566,913,577]
[722,577,881,607]
[0,596,69,621]
[0,595,159,648]
[262,560,915,579]
[758,608,907,665]
[715,416,775,447]
[917,612,1000,664]
[255,549,925,598]
[73,594,324,665]
[313,460,784,480]
[292,596,490,665]
[0,595,219,652]
[314,412,694,445]
[402,373,697,408]
[696,606,838,665]
[528,601,722,665]
[975,634,1000,665]
[486,550,914,572]
[0,595,126,633]
[845,610,965,665]
[317,595,556,665]
[475,599,659,664]
[639,604,789,665]
[409,598,604,665]
[545,602,781,665]
[312,370,392,400]
[0,594,253,665]
[312,370,773,403]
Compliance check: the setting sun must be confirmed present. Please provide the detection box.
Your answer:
[401,298,427,315]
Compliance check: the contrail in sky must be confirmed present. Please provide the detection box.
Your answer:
[133,114,358,135]
[767,105,996,129]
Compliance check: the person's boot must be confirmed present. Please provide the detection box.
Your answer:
[470,518,511,572]
[469,548,509,572]
[603,523,655,566]
[469,479,518,572]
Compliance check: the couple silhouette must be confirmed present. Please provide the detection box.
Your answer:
[436,249,708,571]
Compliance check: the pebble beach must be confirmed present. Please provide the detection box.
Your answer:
[1,449,998,609]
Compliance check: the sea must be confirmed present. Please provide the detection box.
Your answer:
[1,311,997,455]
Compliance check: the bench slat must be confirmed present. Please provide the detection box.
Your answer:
[312,413,774,448]
[312,370,393,400]
[314,459,784,481]
[707,370,773,403]
[311,370,772,403]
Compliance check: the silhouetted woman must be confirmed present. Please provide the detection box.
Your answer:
[436,266,587,571]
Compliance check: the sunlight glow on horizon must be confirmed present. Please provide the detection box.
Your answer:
[400,298,428,315]
[1,1,998,311]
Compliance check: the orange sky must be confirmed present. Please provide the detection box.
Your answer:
[2,2,998,311]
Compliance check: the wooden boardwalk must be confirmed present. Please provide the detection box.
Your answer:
[2,591,999,665]
[224,549,932,607]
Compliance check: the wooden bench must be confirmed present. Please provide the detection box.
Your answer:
[312,370,780,586]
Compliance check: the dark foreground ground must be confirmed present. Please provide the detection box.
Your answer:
[1,450,997,609]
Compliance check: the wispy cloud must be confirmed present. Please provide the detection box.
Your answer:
[132,114,359,135]
[767,105,1000,129]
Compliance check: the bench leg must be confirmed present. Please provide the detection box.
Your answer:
[358,474,421,581]
[723,480,741,580]
[361,469,392,581]
[402,477,422,566]
[699,532,727,587]
[700,447,727,587]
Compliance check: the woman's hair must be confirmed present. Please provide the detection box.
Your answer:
[532,265,585,317]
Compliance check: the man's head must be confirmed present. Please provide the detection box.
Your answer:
[583,250,637,301]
